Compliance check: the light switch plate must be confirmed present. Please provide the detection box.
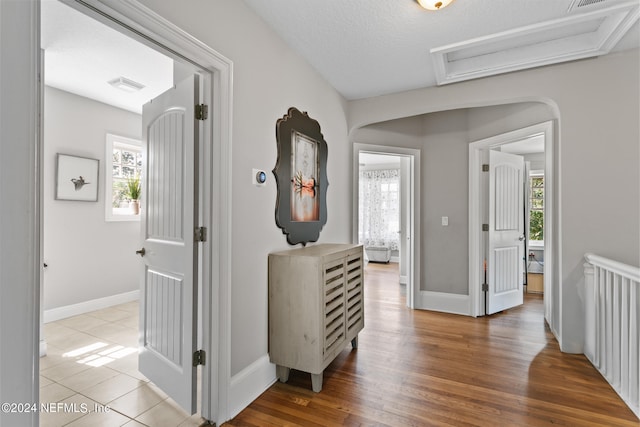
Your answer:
[442,216,449,226]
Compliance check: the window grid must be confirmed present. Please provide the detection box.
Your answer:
[105,133,142,222]
[529,174,544,241]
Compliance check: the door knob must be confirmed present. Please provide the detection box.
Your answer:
[518,235,525,241]
[135,248,146,257]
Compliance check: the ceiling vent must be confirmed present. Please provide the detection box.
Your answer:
[107,76,145,93]
[568,0,607,12]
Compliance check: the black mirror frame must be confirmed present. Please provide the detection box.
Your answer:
[273,107,328,246]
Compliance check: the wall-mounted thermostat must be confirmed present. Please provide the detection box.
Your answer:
[253,168,267,186]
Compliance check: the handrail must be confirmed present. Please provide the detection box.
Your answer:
[584,253,640,282]
[583,252,640,419]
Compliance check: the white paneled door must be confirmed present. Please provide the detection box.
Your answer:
[487,150,525,315]
[138,75,200,414]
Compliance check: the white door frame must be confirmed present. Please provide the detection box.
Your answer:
[468,121,554,325]
[40,0,233,423]
[352,143,420,309]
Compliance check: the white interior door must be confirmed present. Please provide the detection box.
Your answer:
[138,74,199,414]
[487,150,525,314]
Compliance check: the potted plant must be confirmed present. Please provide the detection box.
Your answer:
[126,175,141,214]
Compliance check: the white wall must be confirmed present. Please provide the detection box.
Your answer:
[43,86,141,311]
[353,115,424,149]
[349,49,640,353]
[419,109,470,294]
[0,1,39,425]
[136,0,351,377]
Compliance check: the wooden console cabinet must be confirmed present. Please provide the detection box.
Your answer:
[268,243,364,392]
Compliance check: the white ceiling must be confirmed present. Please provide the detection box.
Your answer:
[41,0,174,114]
[501,134,545,155]
[40,0,639,112]
[243,0,640,99]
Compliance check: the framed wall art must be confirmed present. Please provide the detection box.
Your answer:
[273,107,328,245]
[55,154,99,202]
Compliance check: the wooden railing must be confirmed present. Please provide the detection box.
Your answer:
[584,253,640,419]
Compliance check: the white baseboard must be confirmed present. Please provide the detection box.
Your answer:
[417,291,470,316]
[39,339,47,357]
[400,275,408,285]
[229,354,276,420]
[43,290,139,323]
[390,256,400,263]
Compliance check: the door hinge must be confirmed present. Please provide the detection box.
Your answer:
[195,104,208,121]
[482,283,489,292]
[482,164,490,172]
[482,224,489,232]
[195,226,207,242]
[193,349,206,366]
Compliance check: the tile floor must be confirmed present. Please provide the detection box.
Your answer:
[40,301,206,427]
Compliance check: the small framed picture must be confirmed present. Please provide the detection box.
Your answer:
[55,154,99,202]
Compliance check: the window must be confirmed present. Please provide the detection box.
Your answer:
[529,172,544,242]
[105,133,142,221]
[358,169,400,250]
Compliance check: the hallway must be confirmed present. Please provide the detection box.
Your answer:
[225,262,638,426]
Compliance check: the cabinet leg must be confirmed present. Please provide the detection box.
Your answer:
[311,372,323,392]
[276,365,290,383]
[351,336,358,349]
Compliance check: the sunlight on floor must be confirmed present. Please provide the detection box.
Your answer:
[40,302,204,427]
[68,343,138,368]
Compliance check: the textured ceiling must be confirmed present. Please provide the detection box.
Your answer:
[242,0,640,99]
[41,0,174,114]
[41,0,639,111]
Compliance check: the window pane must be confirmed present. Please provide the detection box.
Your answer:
[122,151,136,166]
[122,166,136,178]
[532,199,544,209]
[107,135,142,220]
[530,210,544,240]
[112,180,128,208]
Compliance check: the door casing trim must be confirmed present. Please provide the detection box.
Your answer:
[352,143,420,309]
[468,121,555,330]
[40,0,233,423]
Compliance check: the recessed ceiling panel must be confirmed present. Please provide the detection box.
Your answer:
[431,1,640,85]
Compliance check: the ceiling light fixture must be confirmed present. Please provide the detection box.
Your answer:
[107,76,145,93]
[417,0,454,10]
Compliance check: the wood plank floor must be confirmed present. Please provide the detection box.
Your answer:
[223,262,638,426]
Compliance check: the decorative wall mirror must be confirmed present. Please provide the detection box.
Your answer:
[273,107,328,245]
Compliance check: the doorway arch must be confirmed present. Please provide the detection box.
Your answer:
[350,103,559,332]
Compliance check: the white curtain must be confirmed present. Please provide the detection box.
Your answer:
[359,169,400,250]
